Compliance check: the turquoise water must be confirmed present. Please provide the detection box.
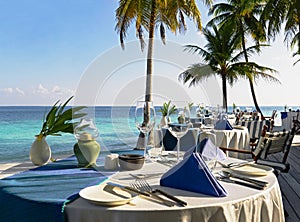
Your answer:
[0,105,298,164]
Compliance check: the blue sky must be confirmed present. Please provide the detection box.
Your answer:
[0,0,299,107]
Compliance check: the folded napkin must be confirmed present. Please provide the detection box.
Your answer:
[214,118,233,130]
[160,150,227,197]
[197,138,226,162]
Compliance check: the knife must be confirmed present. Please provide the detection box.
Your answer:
[217,177,265,190]
[107,182,151,197]
[153,189,187,207]
[221,171,268,187]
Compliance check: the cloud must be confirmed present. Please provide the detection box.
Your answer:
[0,87,25,95]
[1,88,13,93]
[15,87,25,95]
[51,85,63,94]
[35,84,49,94]
[32,83,75,98]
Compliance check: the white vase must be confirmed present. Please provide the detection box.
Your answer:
[160,116,168,127]
[30,136,51,166]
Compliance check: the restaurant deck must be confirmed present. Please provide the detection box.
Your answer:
[1,139,300,221]
[269,140,300,222]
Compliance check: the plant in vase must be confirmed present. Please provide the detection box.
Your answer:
[158,101,177,127]
[30,96,86,166]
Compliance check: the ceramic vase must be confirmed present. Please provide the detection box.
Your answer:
[73,118,100,167]
[160,116,168,127]
[30,136,51,166]
[73,140,100,167]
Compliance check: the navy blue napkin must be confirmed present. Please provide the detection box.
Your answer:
[214,119,233,130]
[160,151,227,197]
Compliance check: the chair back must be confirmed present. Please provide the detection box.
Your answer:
[253,125,295,163]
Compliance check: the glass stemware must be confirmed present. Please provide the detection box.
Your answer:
[135,101,156,156]
[167,101,191,162]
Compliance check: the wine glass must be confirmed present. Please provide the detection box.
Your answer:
[167,101,191,162]
[135,101,156,156]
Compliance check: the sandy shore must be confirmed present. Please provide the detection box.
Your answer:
[0,153,72,179]
[1,136,299,180]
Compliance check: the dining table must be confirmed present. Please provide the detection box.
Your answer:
[64,155,284,222]
[281,111,299,131]
[0,150,284,222]
[201,126,251,159]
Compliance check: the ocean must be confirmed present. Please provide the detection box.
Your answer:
[0,105,298,164]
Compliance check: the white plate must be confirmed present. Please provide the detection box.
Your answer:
[79,183,135,206]
[228,164,273,176]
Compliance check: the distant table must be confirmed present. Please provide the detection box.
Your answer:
[204,127,250,159]
[65,158,284,222]
[281,111,299,130]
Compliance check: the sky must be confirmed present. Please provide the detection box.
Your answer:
[0,0,299,107]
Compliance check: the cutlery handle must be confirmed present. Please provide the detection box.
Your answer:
[149,192,175,207]
[233,180,265,190]
[155,189,187,207]
[234,176,268,187]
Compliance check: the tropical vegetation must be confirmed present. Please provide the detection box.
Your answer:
[115,0,211,147]
[37,96,86,140]
[114,0,299,119]
[179,24,279,112]
[261,0,300,65]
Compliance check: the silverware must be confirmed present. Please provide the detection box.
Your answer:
[129,173,162,179]
[107,182,150,197]
[217,161,255,169]
[134,179,187,207]
[216,176,265,190]
[219,171,268,187]
[131,180,175,207]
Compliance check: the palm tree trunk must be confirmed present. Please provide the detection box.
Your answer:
[136,0,156,149]
[221,74,228,112]
[241,31,263,116]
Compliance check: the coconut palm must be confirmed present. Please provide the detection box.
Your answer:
[179,24,279,112]
[261,0,300,65]
[208,0,268,115]
[115,0,210,148]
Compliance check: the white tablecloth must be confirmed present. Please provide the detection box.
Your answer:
[281,111,299,130]
[65,158,284,222]
[201,127,250,159]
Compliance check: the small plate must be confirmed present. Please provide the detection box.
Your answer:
[229,164,273,176]
[79,183,135,206]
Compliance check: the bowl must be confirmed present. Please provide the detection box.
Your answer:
[118,154,145,170]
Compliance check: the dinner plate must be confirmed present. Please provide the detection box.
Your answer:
[79,183,135,206]
[228,164,273,176]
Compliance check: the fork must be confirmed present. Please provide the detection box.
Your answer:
[134,179,187,207]
[130,180,175,207]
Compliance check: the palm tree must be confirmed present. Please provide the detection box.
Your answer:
[179,24,279,112]
[208,0,268,115]
[261,0,300,65]
[115,0,210,148]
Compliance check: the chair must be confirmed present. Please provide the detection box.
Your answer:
[292,112,300,135]
[219,122,296,175]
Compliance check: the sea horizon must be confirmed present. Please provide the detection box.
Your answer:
[0,105,299,164]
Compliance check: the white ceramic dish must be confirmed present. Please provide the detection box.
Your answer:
[228,164,273,177]
[79,183,135,206]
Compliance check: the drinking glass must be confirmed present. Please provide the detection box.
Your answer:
[167,101,191,162]
[135,101,156,156]
[148,124,163,159]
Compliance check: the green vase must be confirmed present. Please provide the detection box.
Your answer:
[73,140,100,167]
